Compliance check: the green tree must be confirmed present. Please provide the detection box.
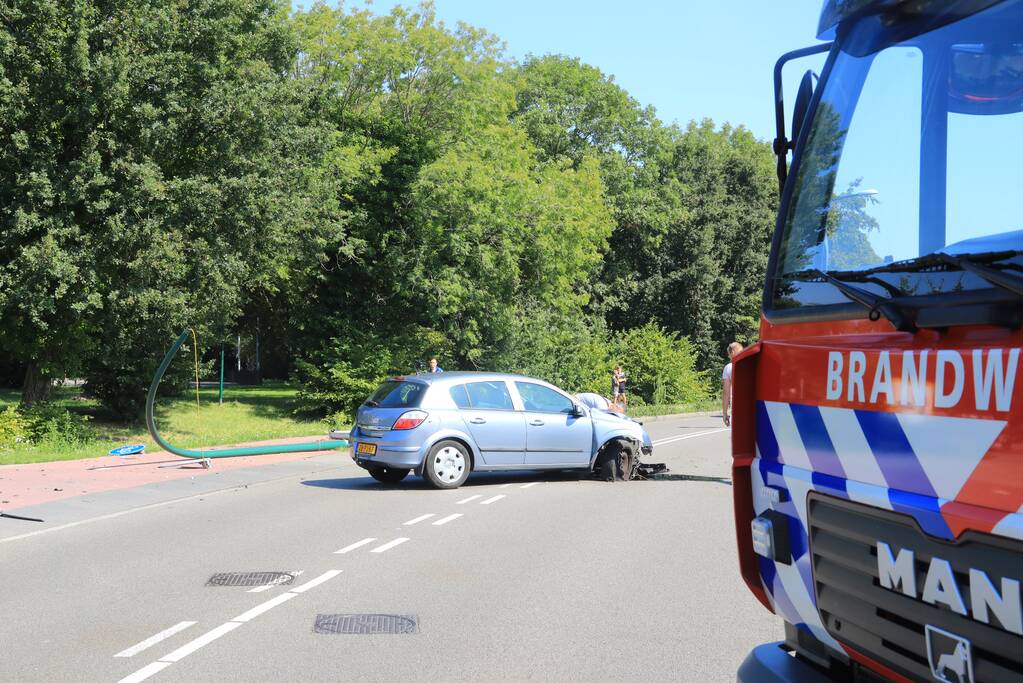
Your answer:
[0,0,344,414]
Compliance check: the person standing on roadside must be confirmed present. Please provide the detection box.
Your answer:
[722,342,743,427]
[611,365,627,409]
[428,357,444,373]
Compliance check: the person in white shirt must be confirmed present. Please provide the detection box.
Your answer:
[722,342,743,427]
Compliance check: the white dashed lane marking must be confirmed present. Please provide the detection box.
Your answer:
[403,514,436,526]
[158,621,242,664]
[118,570,343,683]
[232,593,298,623]
[432,513,462,526]
[480,495,505,505]
[115,621,196,658]
[455,494,481,505]
[290,569,343,593]
[370,537,410,553]
[334,538,377,554]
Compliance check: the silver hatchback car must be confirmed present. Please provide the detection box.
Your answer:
[349,372,653,488]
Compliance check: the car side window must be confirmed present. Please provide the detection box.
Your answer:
[464,381,514,410]
[515,382,573,413]
[449,384,472,409]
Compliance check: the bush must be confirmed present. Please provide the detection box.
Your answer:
[610,323,710,405]
[0,403,93,449]
[22,403,93,446]
[0,406,30,449]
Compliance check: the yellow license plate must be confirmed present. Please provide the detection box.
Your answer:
[357,442,377,456]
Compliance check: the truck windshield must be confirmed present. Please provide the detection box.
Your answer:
[773,0,1023,314]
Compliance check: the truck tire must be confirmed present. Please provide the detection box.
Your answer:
[369,467,410,484]
[423,440,471,489]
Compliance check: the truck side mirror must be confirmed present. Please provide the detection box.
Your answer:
[790,70,816,149]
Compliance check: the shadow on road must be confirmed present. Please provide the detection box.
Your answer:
[302,468,731,491]
[301,469,598,492]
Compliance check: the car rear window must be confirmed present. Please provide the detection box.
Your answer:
[367,380,425,408]
[463,381,514,410]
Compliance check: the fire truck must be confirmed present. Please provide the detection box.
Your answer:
[734,2,1023,681]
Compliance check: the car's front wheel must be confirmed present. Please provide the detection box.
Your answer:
[368,467,410,484]
[423,440,471,489]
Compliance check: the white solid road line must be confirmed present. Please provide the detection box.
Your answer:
[653,428,729,447]
[432,513,462,526]
[117,661,172,683]
[480,495,505,505]
[158,621,242,663]
[499,483,513,488]
[520,482,540,489]
[370,537,410,553]
[290,569,343,594]
[334,537,377,554]
[456,494,482,505]
[231,592,298,623]
[115,621,197,658]
[403,513,436,525]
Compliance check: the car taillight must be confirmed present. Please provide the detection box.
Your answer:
[392,410,427,430]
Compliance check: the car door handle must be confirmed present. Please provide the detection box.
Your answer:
[469,417,486,424]
[529,419,545,426]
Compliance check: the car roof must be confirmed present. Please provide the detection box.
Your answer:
[394,371,549,387]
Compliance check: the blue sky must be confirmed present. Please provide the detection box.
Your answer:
[293,1,829,142]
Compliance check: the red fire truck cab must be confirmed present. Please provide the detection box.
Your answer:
[735,2,1023,681]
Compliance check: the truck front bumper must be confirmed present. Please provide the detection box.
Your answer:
[737,643,834,683]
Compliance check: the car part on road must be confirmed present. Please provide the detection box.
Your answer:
[368,467,410,484]
[313,614,419,635]
[423,440,471,489]
[634,462,669,479]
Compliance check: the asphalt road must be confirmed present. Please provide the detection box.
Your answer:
[0,415,778,682]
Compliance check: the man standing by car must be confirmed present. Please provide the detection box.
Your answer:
[722,342,742,427]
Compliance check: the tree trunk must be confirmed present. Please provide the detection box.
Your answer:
[21,362,52,405]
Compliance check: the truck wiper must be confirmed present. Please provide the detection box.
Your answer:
[933,252,1023,298]
[791,269,918,332]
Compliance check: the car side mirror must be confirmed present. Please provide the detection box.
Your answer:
[570,403,586,418]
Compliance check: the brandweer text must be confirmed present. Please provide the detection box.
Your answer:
[825,349,1020,412]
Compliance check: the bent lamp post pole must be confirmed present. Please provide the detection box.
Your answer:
[146,328,348,460]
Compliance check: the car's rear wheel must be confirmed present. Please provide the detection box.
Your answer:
[423,440,470,489]
[368,467,410,484]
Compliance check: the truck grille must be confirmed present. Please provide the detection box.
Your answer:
[807,494,1023,682]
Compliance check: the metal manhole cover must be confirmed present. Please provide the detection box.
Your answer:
[206,572,296,587]
[314,614,419,635]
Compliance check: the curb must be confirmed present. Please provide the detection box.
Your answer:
[633,410,721,423]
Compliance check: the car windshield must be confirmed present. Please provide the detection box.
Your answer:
[366,380,425,408]
[773,0,1023,312]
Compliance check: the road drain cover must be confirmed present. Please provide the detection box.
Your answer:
[206,572,296,587]
[314,614,419,635]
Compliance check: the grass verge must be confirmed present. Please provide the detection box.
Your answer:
[628,400,720,418]
[0,383,339,465]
